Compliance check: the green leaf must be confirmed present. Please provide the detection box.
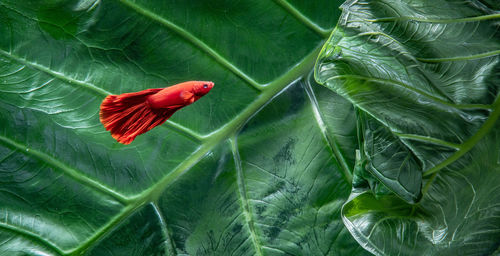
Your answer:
[315,0,500,203]
[315,0,500,254]
[0,0,368,255]
[343,126,500,255]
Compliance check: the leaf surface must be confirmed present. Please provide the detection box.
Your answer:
[0,0,368,255]
[315,0,500,254]
[315,0,500,203]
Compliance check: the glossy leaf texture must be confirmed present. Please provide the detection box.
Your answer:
[315,0,500,203]
[315,0,500,255]
[0,0,370,255]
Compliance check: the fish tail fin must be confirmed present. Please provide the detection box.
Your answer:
[99,88,177,144]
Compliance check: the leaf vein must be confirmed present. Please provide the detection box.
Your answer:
[423,94,500,177]
[0,49,111,96]
[416,50,500,63]
[328,74,493,110]
[116,0,263,90]
[303,78,353,183]
[272,0,331,38]
[0,222,64,255]
[363,13,500,24]
[0,134,128,204]
[152,203,178,256]
[76,46,321,254]
[230,138,264,256]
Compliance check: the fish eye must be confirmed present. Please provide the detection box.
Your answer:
[203,84,208,88]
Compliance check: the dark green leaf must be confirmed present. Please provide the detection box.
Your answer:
[0,0,368,255]
[315,0,500,203]
[315,0,500,254]
[343,126,500,255]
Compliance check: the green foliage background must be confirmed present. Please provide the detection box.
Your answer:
[0,0,368,255]
[0,0,499,255]
[315,0,500,255]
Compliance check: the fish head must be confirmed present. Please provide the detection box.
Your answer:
[192,81,214,96]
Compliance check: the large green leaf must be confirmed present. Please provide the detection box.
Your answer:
[315,0,500,255]
[316,0,500,203]
[0,0,369,255]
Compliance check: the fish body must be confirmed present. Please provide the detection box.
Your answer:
[99,81,214,144]
[147,81,213,109]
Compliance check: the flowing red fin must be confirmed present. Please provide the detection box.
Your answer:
[99,88,179,144]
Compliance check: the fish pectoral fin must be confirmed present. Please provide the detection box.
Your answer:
[180,91,194,102]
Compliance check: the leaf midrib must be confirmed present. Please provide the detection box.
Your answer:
[0,1,334,253]
[71,46,323,255]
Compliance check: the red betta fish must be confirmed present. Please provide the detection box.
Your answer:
[100,81,214,144]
